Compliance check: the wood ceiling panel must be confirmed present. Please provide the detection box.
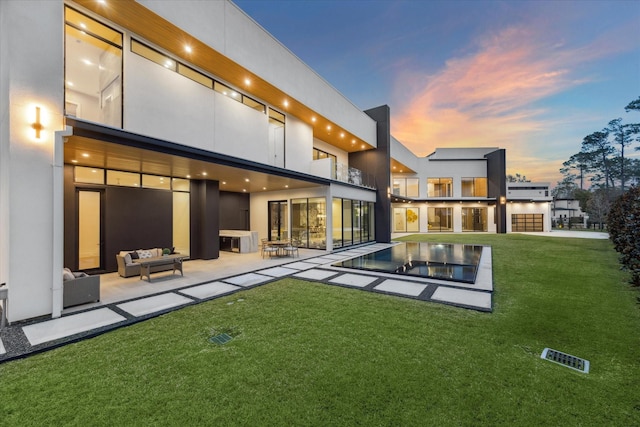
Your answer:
[71,0,374,154]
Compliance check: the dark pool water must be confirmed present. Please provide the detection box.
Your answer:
[333,242,484,284]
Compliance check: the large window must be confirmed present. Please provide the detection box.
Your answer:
[393,207,420,232]
[428,207,453,231]
[332,198,375,248]
[393,178,419,198]
[65,7,122,127]
[291,197,326,249]
[427,178,453,197]
[461,178,488,197]
[462,208,487,232]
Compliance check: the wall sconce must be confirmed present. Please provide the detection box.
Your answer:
[500,196,506,205]
[32,106,43,139]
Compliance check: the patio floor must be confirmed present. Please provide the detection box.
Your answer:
[0,242,493,362]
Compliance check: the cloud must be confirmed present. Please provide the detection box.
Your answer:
[390,19,638,184]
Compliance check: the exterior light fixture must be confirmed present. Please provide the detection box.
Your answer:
[283,100,289,107]
[500,196,506,205]
[185,45,192,53]
[311,117,316,123]
[244,78,251,86]
[32,106,43,139]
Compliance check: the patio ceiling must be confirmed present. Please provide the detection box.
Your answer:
[64,134,325,194]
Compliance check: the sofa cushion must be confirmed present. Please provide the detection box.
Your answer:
[129,251,139,260]
[138,250,153,259]
[123,253,132,264]
[63,268,75,281]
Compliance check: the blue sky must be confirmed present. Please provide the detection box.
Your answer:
[234,0,640,184]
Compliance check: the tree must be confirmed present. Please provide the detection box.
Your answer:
[585,188,614,229]
[607,185,640,286]
[560,152,591,189]
[607,118,637,191]
[552,176,577,199]
[574,188,592,211]
[581,130,614,190]
[625,96,640,112]
[506,173,530,182]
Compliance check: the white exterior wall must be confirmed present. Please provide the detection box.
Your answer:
[390,136,420,172]
[137,0,377,146]
[418,160,488,199]
[285,115,313,174]
[507,202,552,232]
[0,1,65,322]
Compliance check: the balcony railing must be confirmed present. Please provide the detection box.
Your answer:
[310,158,376,189]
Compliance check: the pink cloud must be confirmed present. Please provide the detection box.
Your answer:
[390,19,638,184]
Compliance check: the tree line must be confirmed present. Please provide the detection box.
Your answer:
[553,96,640,226]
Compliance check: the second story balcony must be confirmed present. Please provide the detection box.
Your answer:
[311,158,376,189]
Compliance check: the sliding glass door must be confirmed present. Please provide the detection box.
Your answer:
[268,200,288,241]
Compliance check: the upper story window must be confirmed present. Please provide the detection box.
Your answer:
[313,148,337,164]
[427,178,453,197]
[461,177,488,197]
[392,178,419,198]
[64,6,122,128]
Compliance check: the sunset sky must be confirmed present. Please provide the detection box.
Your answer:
[234,0,640,185]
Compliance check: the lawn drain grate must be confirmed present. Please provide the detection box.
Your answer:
[209,333,233,345]
[541,348,590,373]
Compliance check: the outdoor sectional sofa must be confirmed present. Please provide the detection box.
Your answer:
[63,268,100,308]
[116,248,175,278]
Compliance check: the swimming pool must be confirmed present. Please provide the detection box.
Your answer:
[333,242,484,284]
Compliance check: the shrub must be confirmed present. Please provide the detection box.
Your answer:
[608,186,640,286]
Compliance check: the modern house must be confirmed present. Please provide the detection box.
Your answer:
[1,0,547,323]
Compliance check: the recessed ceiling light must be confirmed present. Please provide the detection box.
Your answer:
[222,181,226,185]
[351,139,356,144]
[186,175,191,178]
[71,160,78,163]
[82,153,89,158]
[284,185,289,188]
[361,144,366,149]
[202,172,207,176]
[326,125,331,131]
[244,178,250,182]
[244,78,251,85]
[231,91,238,98]
[340,132,345,138]
[284,100,289,107]
[311,117,316,122]
[185,45,192,53]
[262,187,267,190]
[242,189,247,192]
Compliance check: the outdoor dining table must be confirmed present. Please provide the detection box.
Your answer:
[266,240,290,256]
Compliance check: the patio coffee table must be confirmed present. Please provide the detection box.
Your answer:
[134,254,186,282]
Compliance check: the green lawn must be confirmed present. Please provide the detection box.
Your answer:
[1,234,639,426]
